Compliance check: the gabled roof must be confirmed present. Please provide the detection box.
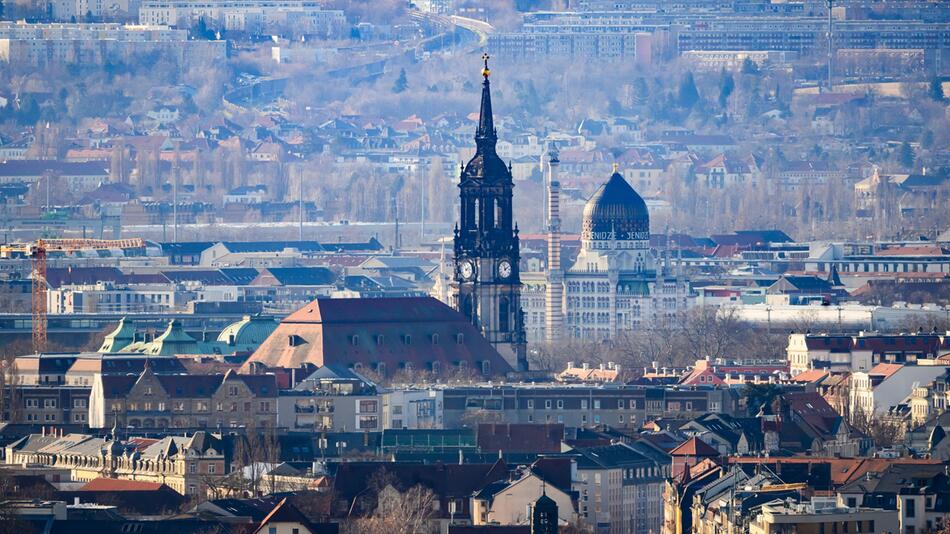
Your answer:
[257,498,312,531]
[670,437,719,457]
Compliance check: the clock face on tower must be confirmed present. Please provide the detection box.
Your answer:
[460,260,475,281]
[497,260,512,280]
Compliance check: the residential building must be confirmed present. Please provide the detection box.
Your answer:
[138,0,346,37]
[572,443,665,534]
[277,365,382,432]
[441,384,738,431]
[4,431,226,497]
[851,363,950,417]
[749,499,898,534]
[0,22,225,68]
[2,385,92,425]
[837,463,950,534]
[88,366,278,429]
[787,331,950,376]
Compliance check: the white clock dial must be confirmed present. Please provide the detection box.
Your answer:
[460,260,474,280]
[498,260,512,279]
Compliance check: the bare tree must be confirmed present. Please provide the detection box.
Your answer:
[343,483,437,534]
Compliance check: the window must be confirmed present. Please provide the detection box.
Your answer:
[269,528,277,534]
[581,399,588,410]
[26,399,38,408]
[208,464,216,474]
[44,399,57,408]
[189,463,197,474]
[360,400,378,413]
[358,415,378,429]
[73,398,87,408]
[593,400,601,409]
[403,335,411,345]
[456,333,464,344]
[618,399,624,409]
[557,399,564,409]
[906,498,916,518]
[228,385,239,396]
[351,335,359,346]
[545,400,552,409]
[527,399,534,409]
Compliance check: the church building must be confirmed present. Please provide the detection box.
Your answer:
[452,55,528,372]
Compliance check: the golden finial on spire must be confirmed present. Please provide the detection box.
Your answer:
[613,162,620,173]
[482,53,490,78]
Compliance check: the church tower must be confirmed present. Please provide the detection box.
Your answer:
[453,55,528,372]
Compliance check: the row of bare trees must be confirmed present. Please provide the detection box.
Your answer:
[529,306,786,373]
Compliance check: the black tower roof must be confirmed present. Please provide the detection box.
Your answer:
[581,168,650,241]
[462,54,510,185]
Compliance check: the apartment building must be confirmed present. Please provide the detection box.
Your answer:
[573,443,666,534]
[276,366,382,432]
[2,385,92,425]
[787,331,950,376]
[442,384,738,430]
[89,367,278,429]
[139,0,345,36]
[0,22,225,67]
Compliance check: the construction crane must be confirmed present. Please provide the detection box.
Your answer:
[15,238,147,353]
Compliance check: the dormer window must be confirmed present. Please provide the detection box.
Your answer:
[431,334,439,345]
[403,335,411,345]
[351,335,359,346]
[456,333,464,345]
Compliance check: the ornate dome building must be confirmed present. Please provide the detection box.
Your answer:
[522,161,694,342]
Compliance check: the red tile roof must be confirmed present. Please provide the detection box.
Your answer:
[245,297,512,374]
[869,363,903,379]
[670,437,719,457]
[790,369,829,383]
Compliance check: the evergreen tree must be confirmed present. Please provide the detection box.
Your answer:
[677,71,699,109]
[718,69,735,109]
[392,68,408,94]
[930,77,945,102]
[741,57,760,75]
[15,95,40,126]
[632,77,649,106]
[899,141,915,169]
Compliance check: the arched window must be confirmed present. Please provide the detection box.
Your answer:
[499,297,510,332]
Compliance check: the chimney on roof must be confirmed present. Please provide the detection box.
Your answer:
[567,361,574,369]
[582,363,589,370]
[599,364,605,371]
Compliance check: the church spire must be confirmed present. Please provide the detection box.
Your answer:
[476,53,496,147]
